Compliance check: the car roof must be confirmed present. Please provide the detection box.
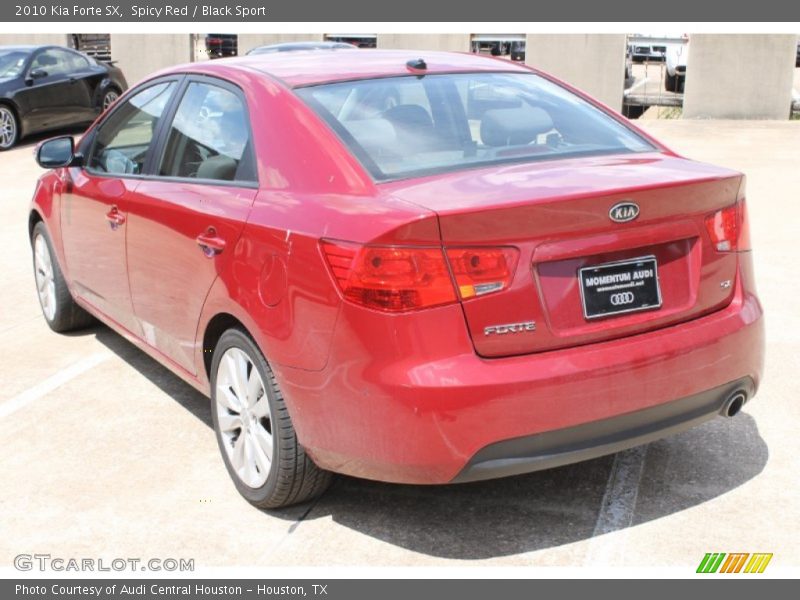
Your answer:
[159,49,531,88]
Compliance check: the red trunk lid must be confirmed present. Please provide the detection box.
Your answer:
[383,152,743,357]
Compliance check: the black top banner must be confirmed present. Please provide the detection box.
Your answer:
[1,0,800,22]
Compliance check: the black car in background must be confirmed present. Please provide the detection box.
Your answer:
[0,45,128,150]
[205,34,238,58]
[510,41,526,62]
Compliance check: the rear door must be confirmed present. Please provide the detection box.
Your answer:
[125,76,258,374]
[61,78,179,335]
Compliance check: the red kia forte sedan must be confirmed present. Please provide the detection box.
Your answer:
[29,50,764,508]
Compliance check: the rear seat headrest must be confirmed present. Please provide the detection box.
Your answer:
[197,155,238,181]
[480,106,554,147]
[383,105,434,130]
[343,118,397,153]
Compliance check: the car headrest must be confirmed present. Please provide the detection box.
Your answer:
[480,106,554,147]
[383,105,434,131]
[197,155,238,181]
[343,118,397,153]
[37,54,58,67]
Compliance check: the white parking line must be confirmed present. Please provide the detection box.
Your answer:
[0,352,112,419]
[583,445,649,565]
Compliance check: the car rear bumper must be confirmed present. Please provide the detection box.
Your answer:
[452,376,754,483]
[275,261,764,485]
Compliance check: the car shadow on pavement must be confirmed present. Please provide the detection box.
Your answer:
[88,323,768,561]
[306,413,768,559]
[86,325,213,428]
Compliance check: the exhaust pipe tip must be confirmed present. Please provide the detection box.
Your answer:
[721,391,747,418]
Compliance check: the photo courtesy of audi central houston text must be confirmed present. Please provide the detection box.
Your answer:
[21,46,766,509]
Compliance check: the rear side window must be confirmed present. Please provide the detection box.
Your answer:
[158,81,256,183]
[87,81,176,176]
[64,50,91,71]
[297,72,655,181]
[30,48,89,76]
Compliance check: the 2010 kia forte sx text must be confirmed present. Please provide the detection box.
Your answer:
[28,50,764,508]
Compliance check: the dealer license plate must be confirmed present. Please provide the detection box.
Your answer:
[578,256,662,320]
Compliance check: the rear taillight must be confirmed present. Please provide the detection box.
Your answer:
[705,200,751,252]
[321,241,457,312]
[321,241,519,312]
[446,247,519,299]
[737,200,751,251]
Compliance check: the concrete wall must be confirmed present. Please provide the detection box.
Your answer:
[110,34,194,87]
[0,34,69,46]
[377,34,471,52]
[683,34,797,119]
[237,33,325,55]
[7,33,796,120]
[525,34,627,111]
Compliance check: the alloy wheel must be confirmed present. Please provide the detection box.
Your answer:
[102,90,119,110]
[33,234,56,321]
[214,347,273,488]
[0,107,16,149]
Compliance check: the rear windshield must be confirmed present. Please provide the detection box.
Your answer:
[296,72,655,181]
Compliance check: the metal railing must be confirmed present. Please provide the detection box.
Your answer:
[624,34,688,119]
[69,33,112,62]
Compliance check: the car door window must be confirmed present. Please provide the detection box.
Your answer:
[158,81,256,183]
[64,50,91,72]
[87,81,176,176]
[30,49,71,77]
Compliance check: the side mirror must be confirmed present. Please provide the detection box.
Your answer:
[36,136,79,169]
[27,68,48,83]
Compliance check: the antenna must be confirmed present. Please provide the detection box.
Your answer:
[406,58,427,71]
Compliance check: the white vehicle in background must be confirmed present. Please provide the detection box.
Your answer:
[628,36,667,62]
[665,35,689,92]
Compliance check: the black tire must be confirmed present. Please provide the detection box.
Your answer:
[0,104,20,151]
[623,104,645,120]
[210,328,332,509]
[664,71,678,92]
[31,222,95,332]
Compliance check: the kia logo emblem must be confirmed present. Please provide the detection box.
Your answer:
[609,202,640,223]
[610,291,635,306]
